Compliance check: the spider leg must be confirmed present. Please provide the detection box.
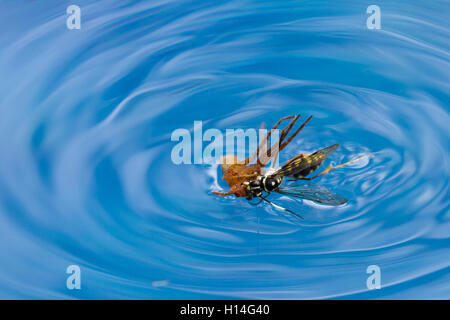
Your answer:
[279,115,313,152]
[264,115,313,167]
[268,119,298,168]
[244,115,295,165]
[212,190,235,196]
[259,115,301,166]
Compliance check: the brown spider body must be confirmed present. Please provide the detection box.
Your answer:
[218,156,262,198]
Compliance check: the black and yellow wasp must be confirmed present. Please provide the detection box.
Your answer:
[213,114,369,219]
[246,143,366,219]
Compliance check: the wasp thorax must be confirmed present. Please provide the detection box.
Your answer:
[247,180,263,197]
[261,176,282,192]
[264,177,277,191]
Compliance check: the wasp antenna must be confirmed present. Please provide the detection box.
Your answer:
[303,152,373,181]
[260,197,304,219]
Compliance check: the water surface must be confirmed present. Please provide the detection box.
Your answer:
[0,0,449,299]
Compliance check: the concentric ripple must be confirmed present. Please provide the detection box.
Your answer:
[0,0,448,299]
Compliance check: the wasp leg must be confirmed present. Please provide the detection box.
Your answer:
[299,154,372,180]
[248,196,264,205]
[260,196,304,219]
[253,193,269,205]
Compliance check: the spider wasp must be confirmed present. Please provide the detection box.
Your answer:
[213,115,370,219]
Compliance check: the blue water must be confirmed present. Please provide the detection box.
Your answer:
[0,0,449,299]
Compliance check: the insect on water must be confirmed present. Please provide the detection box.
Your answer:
[213,115,370,219]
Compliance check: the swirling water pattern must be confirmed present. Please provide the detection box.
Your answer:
[0,0,448,299]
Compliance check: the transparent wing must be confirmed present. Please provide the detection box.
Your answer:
[277,184,347,205]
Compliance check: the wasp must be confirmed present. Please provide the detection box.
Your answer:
[213,115,369,219]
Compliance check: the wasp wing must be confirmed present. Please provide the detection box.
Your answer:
[271,144,339,179]
[277,184,347,205]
